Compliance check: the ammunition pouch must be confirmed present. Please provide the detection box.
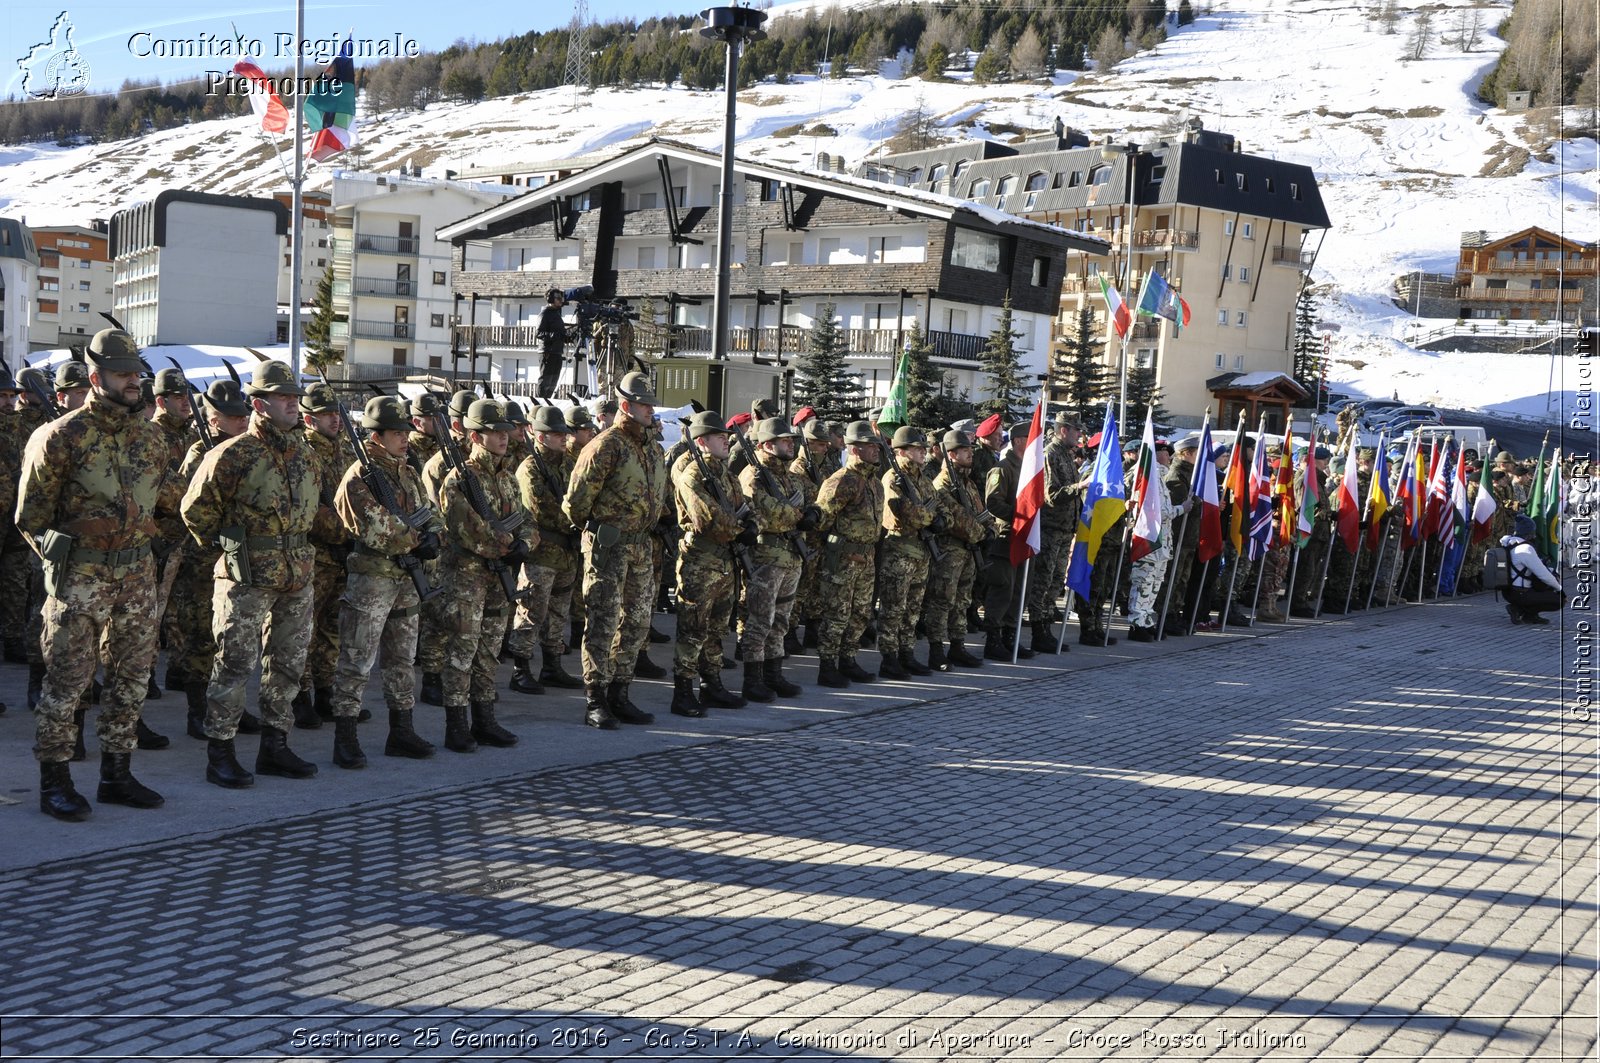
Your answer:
[218,526,251,585]
[585,520,622,571]
[40,529,73,600]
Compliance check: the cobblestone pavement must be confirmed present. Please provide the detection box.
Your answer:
[0,592,1594,1062]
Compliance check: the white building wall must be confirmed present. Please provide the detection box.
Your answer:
[0,257,34,371]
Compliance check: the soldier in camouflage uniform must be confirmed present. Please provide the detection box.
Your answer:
[1157,434,1201,636]
[981,423,1037,660]
[182,360,320,789]
[5,368,53,698]
[924,429,989,671]
[1289,446,1334,616]
[19,330,178,821]
[507,405,585,695]
[563,405,599,656]
[813,422,884,688]
[0,366,41,666]
[1027,414,1085,653]
[1073,435,1125,648]
[294,383,354,729]
[329,396,443,766]
[436,399,533,752]
[563,373,666,728]
[738,417,812,700]
[150,369,198,692]
[876,426,938,679]
[417,390,476,707]
[53,360,91,413]
[668,411,749,717]
[503,398,531,471]
[406,393,442,476]
[1126,440,1179,641]
[788,418,832,651]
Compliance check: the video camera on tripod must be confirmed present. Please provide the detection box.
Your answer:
[560,285,638,332]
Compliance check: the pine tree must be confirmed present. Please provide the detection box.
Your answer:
[978,293,1031,424]
[1290,282,1321,407]
[902,320,945,429]
[1123,365,1171,431]
[795,303,866,420]
[303,266,342,372]
[1053,305,1110,422]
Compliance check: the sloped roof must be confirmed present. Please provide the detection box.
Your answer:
[0,219,39,267]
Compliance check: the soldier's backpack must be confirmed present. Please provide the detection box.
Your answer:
[1482,544,1512,592]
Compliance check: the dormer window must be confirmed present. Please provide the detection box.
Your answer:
[1025,171,1047,192]
[996,175,1016,196]
[1089,165,1111,185]
[1235,173,1247,191]
[970,178,991,198]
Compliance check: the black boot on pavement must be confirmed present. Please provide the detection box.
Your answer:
[292,688,321,730]
[606,681,655,725]
[983,632,1009,661]
[540,646,583,688]
[136,718,169,750]
[817,657,850,688]
[332,717,367,769]
[878,652,908,680]
[145,668,162,702]
[471,701,518,747]
[1030,624,1058,655]
[205,737,254,789]
[927,641,948,672]
[764,658,801,696]
[634,647,668,679]
[97,752,164,808]
[900,648,932,676]
[185,682,208,740]
[256,727,318,778]
[385,709,436,759]
[443,706,477,753]
[584,685,620,730]
[671,676,706,717]
[741,659,775,703]
[698,668,746,708]
[236,709,263,735]
[40,760,91,821]
[315,686,341,722]
[948,639,983,667]
[509,656,544,695]
[840,656,874,683]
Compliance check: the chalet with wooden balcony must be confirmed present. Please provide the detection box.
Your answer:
[1455,227,1596,326]
[867,121,1332,427]
[435,138,1109,403]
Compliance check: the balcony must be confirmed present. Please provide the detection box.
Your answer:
[337,233,420,256]
[1459,256,1597,276]
[350,318,417,341]
[1131,229,1199,253]
[349,276,419,298]
[1129,320,1164,341]
[1461,287,1584,305]
[1272,246,1314,269]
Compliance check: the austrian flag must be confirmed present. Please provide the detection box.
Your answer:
[1009,397,1047,566]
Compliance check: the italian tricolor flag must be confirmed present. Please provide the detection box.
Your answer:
[1098,275,1132,339]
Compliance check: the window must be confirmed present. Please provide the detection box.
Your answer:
[761,180,781,202]
[929,163,947,185]
[1233,354,1245,370]
[818,237,841,263]
[996,175,1016,197]
[1089,165,1111,185]
[1024,192,1039,210]
[952,161,969,181]
[1135,348,1154,369]
[1242,222,1254,239]
[1221,264,1232,281]
[787,240,804,264]
[1224,220,1235,236]
[78,259,90,268]
[38,299,58,314]
[430,313,445,328]
[392,349,407,366]
[1289,182,1300,200]
[1031,256,1049,287]
[38,279,58,291]
[637,246,657,269]
[1148,166,1166,184]
[970,179,991,198]
[949,228,1005,272]
[1264,177,1275,193]
[1067,171,1082,188]
[1236,310,1248,326]
[78,302,90,313]
[432,271,446,285]
[1218,308,1230,325]
[1238,266,1249,282]
[637,191,659,209]
[1235,173,1247,191]
[869,235,902,264]
[1025,172,1047,192]
[78,280,90,291]
[1214,353,1226,368]
[318,238,328,248]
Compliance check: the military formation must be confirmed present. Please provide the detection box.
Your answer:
[5,329,1564,822]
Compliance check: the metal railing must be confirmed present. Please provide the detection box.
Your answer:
[335,234,420,256]
[1462,288,1584,304]
[1132,229,1199,252]
[1272,246,1314,268]
[456,322,989,362]
[349,276,418,297]
[351,319,416,340]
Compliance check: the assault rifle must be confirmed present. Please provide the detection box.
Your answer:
[731,429,815,561]
[18,360,62,420]
[315,369,440,603]
[873,425,944,563]
[685,439,755,579]
[425,393,529,604]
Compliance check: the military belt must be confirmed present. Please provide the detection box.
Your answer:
[614,528,651,546]
[755,533,799,552]
[246,533,309,551]
[353,542,400,559]
[538,528,578,551]
[69,543,150,569]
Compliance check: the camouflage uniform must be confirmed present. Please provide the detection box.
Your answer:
[0,403,48,661]
[166,441,222,688]
[788,446,830,638]
[671,447,743,683]
[1159,452,1201,631]
[877,451,937,667]
[150,407,198,637]
[406,428,440,477]
[415,442,457,681]
[301,421,354,704]
[924,458,987,650]
[1290,466,1334,611]
[1126,463,1176,632]
[508,440,580,666]
[739,449,807,666]
[1027,435,1084,641]
[814,452,883,667]
[981,448,1029,653]
[1324,463,1371,611]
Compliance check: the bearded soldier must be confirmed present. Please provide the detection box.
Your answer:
[508,406,585,695]
[436,399,533,752]
[294,382,355,729]
[329,396,442,766]
[737,417,812,702]
[812,421,884,688]
[19,329,177,820]
[562,372,667,729]
[181,360,320,789]
[924,429,989,671]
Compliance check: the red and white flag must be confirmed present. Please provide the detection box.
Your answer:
[1193,418,1223,564]
[1010,397,1047,565]
[233,60,290,134]
[1334,432,1361,553]
[1471,454,1498,542]
[1098,275,1132,339]
[1130,409,1163,561]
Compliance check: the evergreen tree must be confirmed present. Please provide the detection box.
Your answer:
[796,303,866,420]
[1123,365,1171,431]
[1177,0,1196,26]
[978,293,1031,424]
[1053,305,1111,422]
[902,321,945,428]
[1290,282,1322,407]
[303,266,342,372]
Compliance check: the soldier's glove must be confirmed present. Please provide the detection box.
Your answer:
[797,505,822,532]
[410,530,440,562]
[930,514,950,535]
[735,521,759,548]
[503,538,531,565]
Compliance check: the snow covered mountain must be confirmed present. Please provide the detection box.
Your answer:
[1,0,1592,419]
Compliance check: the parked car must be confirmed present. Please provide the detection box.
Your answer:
[1367,405,1442,432]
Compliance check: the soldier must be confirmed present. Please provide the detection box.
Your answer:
[535,287,569,399]
[405,393,442,476]
[294,382,355,729]
[1252,445,1292,623]
[1159,434,1202,635]
[1027,413,1085,653]
[562,404,599,656]
[876,426,938,678]
[562,373,667,728]
[19,329,176,820]
[436,399,533,752]
[0,365,35,666]
[168,380,254,740]
[924,429,989,671]
[417,389,476,707]
[787,418,832,651]
[54,360,91,413]
[591,396,618,434]
[1126,439,1179,641]
[507,406,585,695]
[738,417,812,701]
[503,398,531,470]
[981,421,1036,660]
[5,368,55,684]
[181,360,320,789]
[1289,445,1334,616]
[813,421,884,688]
[329,396,443,766]
[1323,446,1372,612]
[1071,432,1124,648]
[668,410,749,717]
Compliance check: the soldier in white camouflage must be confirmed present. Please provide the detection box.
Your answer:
[181,360,321,789]
[506,405,585,695]
[668,410,749,718]
[294,382,355,729]
[924,429,991,671]
[562,373,667,729]
[812,422,884,689]
[737,417,813,702]
[436,399,535,752]
[328,396,443,767]
[1126,439,1179,642]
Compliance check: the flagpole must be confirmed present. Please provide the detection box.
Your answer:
[1365,520,1390,611]
[1011,558,1030,664]
[1385,431,1418,608]
[1156,410,1208,638]
[1245,411,1271,621]
[1104,517,1132,640]
[288,0,306,378]
[1431,437,1455,600]
[1216,412,1248,633]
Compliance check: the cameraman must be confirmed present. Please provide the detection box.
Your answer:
[536,288,568,399]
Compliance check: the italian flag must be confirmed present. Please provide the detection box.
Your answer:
[1098,275,1132,339]
[1129,408,1163,561]
[233,60,289,134]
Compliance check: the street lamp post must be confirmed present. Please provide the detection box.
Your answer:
[1102,138,1137,432]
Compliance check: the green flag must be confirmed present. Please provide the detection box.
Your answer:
[877,350,910,432]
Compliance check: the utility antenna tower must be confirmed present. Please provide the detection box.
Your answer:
[564,0,592,108]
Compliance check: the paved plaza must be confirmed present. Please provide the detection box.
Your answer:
[0,591,1593,1061]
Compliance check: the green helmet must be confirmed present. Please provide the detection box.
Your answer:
[463,399,514,432]
[298,382,341,415]
[360,396,411,433]
[245,360,305,397]
[85,328,143,374]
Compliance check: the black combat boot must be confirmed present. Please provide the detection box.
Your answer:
[443,706,477,753]
[878,651,908,680]
[698,669,746,708]
[948,639,983,667]
[27,662,44,711]
[634,648,667,679]
[165,661,190,692]
[145,668,163,701]
[292,688,321,730]
[899,649,932,676]
[741,659,775,703]
[97,751,164,808]
[584,685,620,730]
[927,641,949,672]
[332,717,367,769]
[205,737,253,789]
[606,681,655,725]
[1003,628,1035,659]
[136,718,170,750]
[783,629,803,658]
[648,623,670,644]
[817,657,850,688]
[540,646,583,689]
[670,676,706,718]
[802,621,820,648]
[40,760,91,821]
[420,672,444,707]
[509,657,544,695]
[840,656,874,683]
[185,682,208,740]
[1030,624,1058,655]
[470,701,517,747]
[983,631,1009,661]
[71,705,88,762]
[237,709,263,735]
[256,727,318,779]
[384,709,435,759]
[764,658,801,697]
[1079,628,1116,647]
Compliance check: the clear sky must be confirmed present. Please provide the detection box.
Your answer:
[4,0,687,100]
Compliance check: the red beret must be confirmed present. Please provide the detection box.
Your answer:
[726,412,753,429]
[976,413,1002,437]
[792,406,816,426]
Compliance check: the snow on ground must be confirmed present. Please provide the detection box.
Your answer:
[0,0,1593,422]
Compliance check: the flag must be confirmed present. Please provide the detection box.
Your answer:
[1193,420,1223,564]
[1135,268,1192,329]
[1274,426,1296,546]
[1445,441,1469,551]
[1546,452,1563,556]
[877,351,910,431]
[1065,403,1126,597]
[1009,396,1047,566]
[1245,425,1274,559]
[304,38,358,163]
[1367,434,1391,551]
[1295,444,1321,548]
[1098,275,1132,339]
[1396,436,1424,549]
[1470,451,1498,543]
[1129,409,1163,562]
[232,60,289,134]
[1420,439,1447,541]
[1222,419,1249,553]
[1333,432,1361,553]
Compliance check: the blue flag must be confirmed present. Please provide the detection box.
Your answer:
[1065,403,1127,599]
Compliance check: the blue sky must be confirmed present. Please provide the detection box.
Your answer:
[5,0,685,99]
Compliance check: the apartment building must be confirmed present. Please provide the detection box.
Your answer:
[0,219,38,372]
[29,222,113,352]
[272,189,334,339]
[1455,227,1596,326]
